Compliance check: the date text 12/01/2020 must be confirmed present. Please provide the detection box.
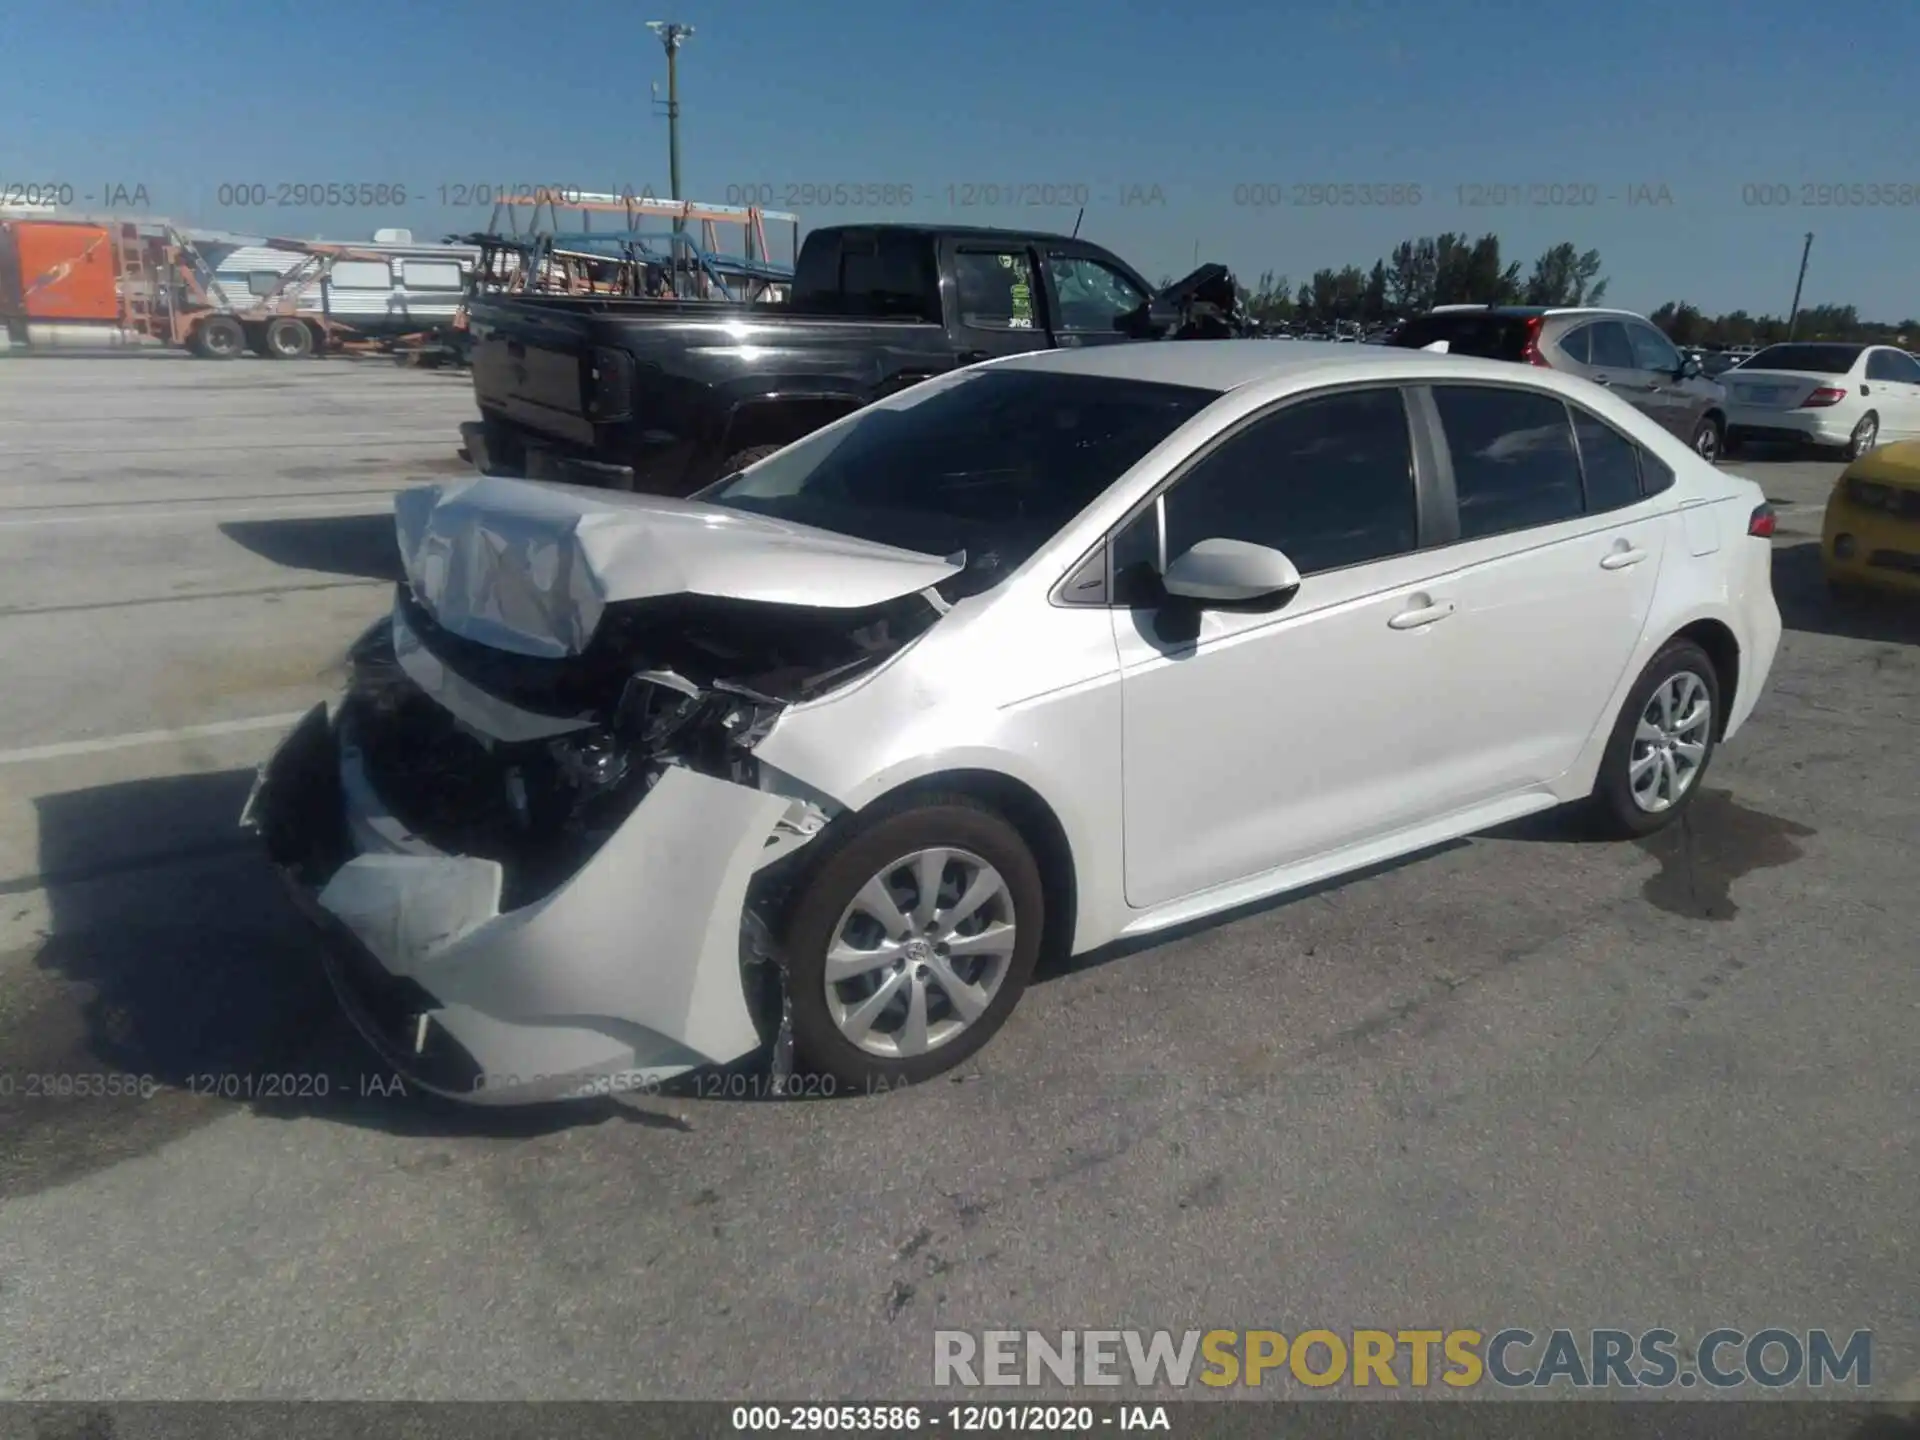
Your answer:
[729,1406,1171,1432]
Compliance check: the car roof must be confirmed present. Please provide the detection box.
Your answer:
[985,338,1571,392]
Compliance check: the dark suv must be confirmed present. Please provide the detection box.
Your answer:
[1388,306,1729,463]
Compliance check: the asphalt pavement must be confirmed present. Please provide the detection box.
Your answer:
[0,357,1914,1402]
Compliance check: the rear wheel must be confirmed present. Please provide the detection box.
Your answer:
[1843,412,1879,460]
[1691,414,1723,464]
[188,315,246,359]
[264,317,315,359]
[1586,639,1721,838]
[781,797,1044,1089]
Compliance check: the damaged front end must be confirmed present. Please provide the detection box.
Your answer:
[245,540,942,1103]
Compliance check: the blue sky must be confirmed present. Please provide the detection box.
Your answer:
[8,0,1920,319]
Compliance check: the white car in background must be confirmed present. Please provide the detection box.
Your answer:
[1723,342,1920,458]
[246,343,1782,1103]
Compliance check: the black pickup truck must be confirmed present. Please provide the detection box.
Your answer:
[459,223,1244,493]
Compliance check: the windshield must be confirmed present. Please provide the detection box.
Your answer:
[1743,343,1863,374]
[701,368,1218,592]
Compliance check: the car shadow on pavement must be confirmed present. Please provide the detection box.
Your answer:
[219,514,405,584]
[1772,540,1920,645]
[7,768,666,1201]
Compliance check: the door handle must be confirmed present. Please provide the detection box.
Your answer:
[1592,375,1612,386]
[1388,596,1455,629]
[958,350,990,365]
[1600,546,1649,570]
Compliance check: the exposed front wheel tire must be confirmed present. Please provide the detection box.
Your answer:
[781,797,1044,1090]
[1586,639,1722,839]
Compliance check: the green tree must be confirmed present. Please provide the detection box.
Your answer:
[1524,243,1609,307]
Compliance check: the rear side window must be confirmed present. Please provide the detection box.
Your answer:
[1388,312,1531,359]
[1159,388,1418,576]
[1571,408,1644,513]
[1433,386,1584,539]
[1866,350,1903,381]
[1640,451,1675,497]
[1557,325,1592,364]
[953,249,1038,331]
[838,232,936,318]
[1587,322,1636,370]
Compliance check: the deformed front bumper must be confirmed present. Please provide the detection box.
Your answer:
[244,703,792,1104]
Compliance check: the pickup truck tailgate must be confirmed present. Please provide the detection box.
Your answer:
[470,308,595,448]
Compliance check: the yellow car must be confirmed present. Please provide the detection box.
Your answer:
[1822,439,1920,596]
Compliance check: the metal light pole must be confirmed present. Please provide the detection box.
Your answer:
[1786,232,1813,339]
[647,21,692,213]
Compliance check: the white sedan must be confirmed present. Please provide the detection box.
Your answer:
[1722,341,1920,458]
[246,343,1782,1101]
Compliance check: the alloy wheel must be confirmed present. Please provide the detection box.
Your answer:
[824,847,1017,1058]
[1629,671,1713,813]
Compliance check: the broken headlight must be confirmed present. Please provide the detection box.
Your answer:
[615,670,705,749]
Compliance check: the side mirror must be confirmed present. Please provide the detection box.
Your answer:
[1680,355,1702,379]
[1161,538,1302,607]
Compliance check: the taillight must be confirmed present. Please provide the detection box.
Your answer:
[586,346,632,421]
[1520,315,1551,367]
[1800,387,1846,408]
[1748,503,1777,537]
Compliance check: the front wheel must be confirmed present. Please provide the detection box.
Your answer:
[1586,639,1722,838]
[780,797,1044,1089]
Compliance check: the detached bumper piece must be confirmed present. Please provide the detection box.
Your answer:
[244,703,789,1105]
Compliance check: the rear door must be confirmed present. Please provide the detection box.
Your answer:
[941,240,1054,364]
[1413,382,1669,798]
[1582,320,1642,402]
[1039,248,1153,348]
[1864,348,1920,438]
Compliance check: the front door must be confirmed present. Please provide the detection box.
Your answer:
[1623,318,1698,439]
[1114,385,1459,910]
[1040,250,1153,349]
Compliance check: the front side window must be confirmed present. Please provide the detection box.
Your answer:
[1156,388,1419,578]
[1046,255,1148,333]
[1433,386,1584,539]
[952,249,1038,331]
[704,369,1216,593]
[1627,322,1683,374]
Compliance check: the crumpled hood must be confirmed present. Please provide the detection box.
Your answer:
[393,473,963,659]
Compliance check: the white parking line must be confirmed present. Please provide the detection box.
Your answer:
[0,712,306,766]
[0,498,394,529]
